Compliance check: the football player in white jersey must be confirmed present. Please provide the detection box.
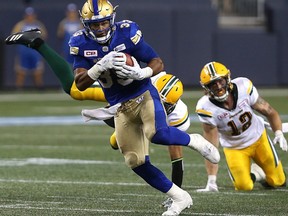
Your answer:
[195,61,287,191]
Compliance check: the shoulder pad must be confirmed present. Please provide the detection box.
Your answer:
[68,30,86,55]
[232,77,254,95]
[116,20,143,45]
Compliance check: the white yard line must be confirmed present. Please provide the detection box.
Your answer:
[1,115,288,126]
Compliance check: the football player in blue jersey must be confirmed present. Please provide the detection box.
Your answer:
[5,1,220,215]
[6,28,190,209]
[70,1,220,215]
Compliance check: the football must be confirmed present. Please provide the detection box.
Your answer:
[123,53,134,66]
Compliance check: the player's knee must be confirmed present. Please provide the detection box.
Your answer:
[124,151,145,168]
[266,175,286,187]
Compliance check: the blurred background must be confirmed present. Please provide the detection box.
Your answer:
[0,0,288,90]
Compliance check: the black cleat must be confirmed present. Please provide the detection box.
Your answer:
[5,28,44,49]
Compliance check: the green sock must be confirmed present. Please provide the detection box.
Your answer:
[37,43,74,94]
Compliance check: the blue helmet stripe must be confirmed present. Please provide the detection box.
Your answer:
[92,0,99,15]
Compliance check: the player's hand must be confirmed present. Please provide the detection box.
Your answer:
[87,51,125,80]
[116,57,153,80]
[273,130,288,152]
[98,51,126,71]
[196,183,218,192]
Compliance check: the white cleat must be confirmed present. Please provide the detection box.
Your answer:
[251,163,266,182]
[196,183,219,192]
[188,134,220,164]
[162,197,173,208]
[162,191,192,216]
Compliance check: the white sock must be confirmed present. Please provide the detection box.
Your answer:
[166,183,185,200]
[207,175,217,185]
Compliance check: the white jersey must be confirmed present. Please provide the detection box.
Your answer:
[152,71,190,132]
[196,77,265,149]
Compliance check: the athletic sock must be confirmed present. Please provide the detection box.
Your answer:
[38,43,74,94]
[171,158,184,188]
[133,160,173,193]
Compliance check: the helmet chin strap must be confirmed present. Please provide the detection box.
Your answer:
[96,30,112,44]
[212,91,229,102]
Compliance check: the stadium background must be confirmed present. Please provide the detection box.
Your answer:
[0,0,288,89]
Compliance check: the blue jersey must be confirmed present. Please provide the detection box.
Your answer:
[69,20,159,105]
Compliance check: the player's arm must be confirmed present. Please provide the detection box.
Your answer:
[74,68,95,91]
[196,123,219,192]
[74,51,126,91]
[253,96,287,151]
[147,57,164,77]
[252,96,282,132]
[202,123,219,175]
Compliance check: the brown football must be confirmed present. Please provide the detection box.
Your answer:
[123,53,134,66]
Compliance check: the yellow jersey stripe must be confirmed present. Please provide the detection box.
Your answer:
[196,109,213,118]
[169,111,189,127]
[247,80,253,95]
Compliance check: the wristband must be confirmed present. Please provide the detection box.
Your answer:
[275,130,283,136]
[87,64,101,80]
[141,67,153,79]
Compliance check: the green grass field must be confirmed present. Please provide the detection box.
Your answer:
[0,89,288,216]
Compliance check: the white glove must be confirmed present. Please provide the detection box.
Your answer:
[116,57,153,80]
[87,51,125,80]
[196,183,218,192]
[273,130,288,152]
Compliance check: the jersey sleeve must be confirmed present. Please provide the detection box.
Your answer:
[235,77,259,106]
[121,20,159,64]
[68,30,91,69]
[195,97,218,126]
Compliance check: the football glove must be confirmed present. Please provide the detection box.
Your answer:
[87,51,125,80]
[196,183,219,192]
[116,57,153,80]
[273,130,288,152]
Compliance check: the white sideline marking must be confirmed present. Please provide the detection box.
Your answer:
[0,178,146,186]
[1,115,288,126]
[0,116,102,126]
[0,157,206,169]
[0,204,259,216]
[0,157,120,166]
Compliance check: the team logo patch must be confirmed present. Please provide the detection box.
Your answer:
[217,112,229,120]
[84,50,98,57]
[70,47,79,55]
[114,44,126,52]
[238,99,248,109]
[131,30,142,45]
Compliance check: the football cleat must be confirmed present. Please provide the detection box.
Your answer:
[196,183,219,192]
[162,197,173,208]
[162,191,192,216]
[5,28,44,49]
[251,163,266,182]
[188,134,220,164]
